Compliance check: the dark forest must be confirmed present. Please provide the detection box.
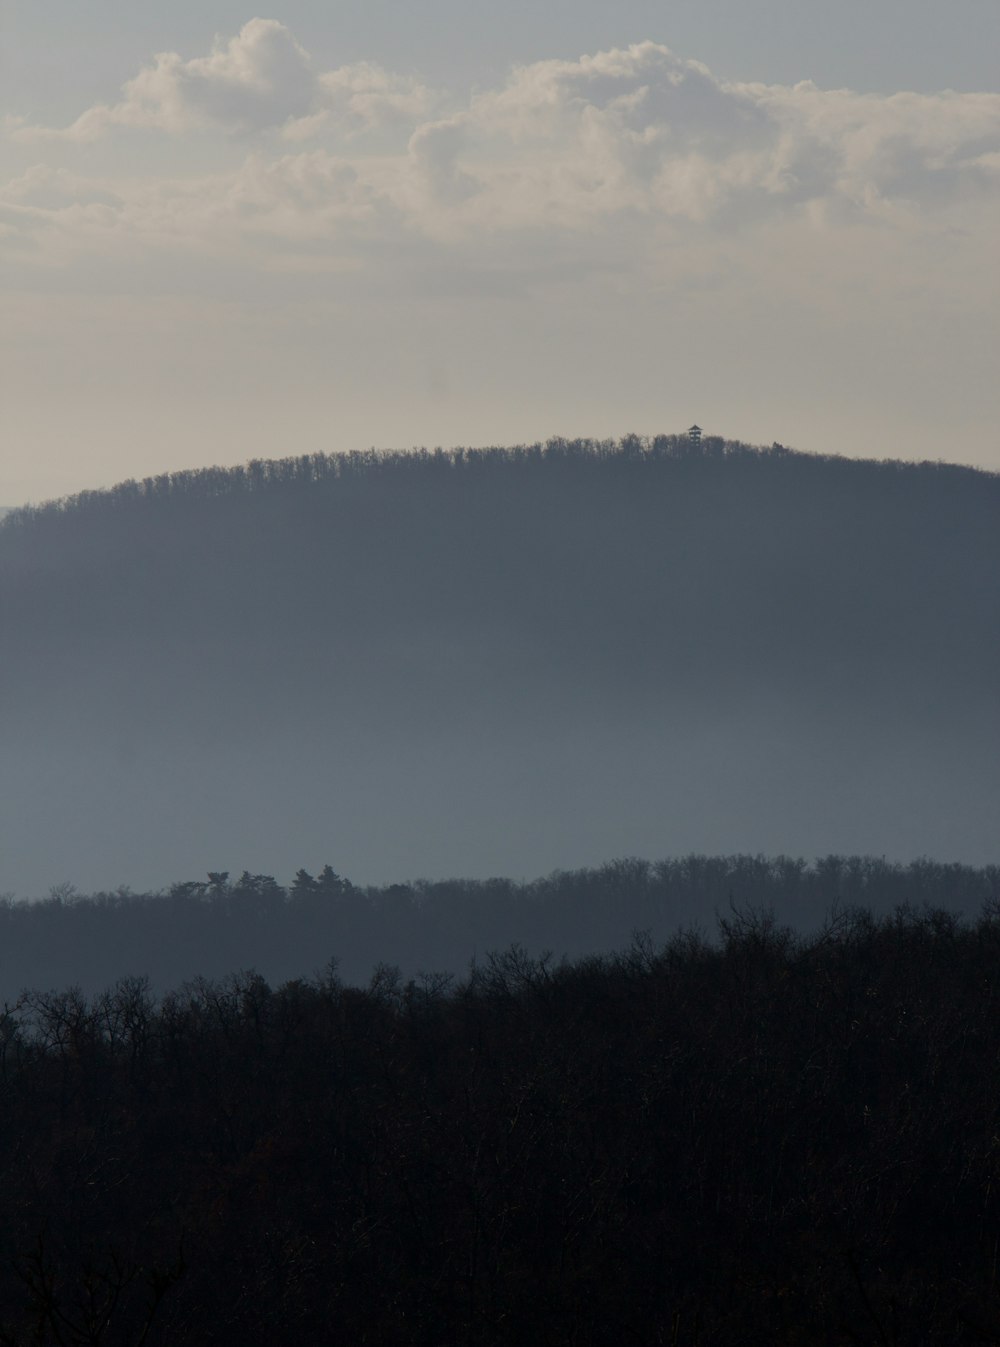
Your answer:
[5,905,1000,1343]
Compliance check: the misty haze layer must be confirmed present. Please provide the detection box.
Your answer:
[0,436,997,897]
[1,857,996,1000]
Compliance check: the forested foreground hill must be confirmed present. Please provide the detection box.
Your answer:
[0,436,998,895]
[6,909,1000,1344]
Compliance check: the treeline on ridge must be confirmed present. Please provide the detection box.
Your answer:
[2,854,997,999]
[2,432,994,529]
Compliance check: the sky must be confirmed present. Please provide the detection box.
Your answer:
[2,0,999,503]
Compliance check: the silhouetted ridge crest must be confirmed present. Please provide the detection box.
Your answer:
[2,434,994,541]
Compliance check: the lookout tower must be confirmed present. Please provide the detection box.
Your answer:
[687,424,703,447]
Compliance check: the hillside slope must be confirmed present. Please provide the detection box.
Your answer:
[1,435,997,895]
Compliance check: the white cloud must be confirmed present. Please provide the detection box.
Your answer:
[10,20,437,143]
[13,20,314,140]
[310,62,437,134]
[443,42,1000,227]
[4,26,999,501]
[3,29,998,272]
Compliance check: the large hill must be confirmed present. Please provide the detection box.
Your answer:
[0,435,997,898]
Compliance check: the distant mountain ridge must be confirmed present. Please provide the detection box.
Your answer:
[1,435,997,896]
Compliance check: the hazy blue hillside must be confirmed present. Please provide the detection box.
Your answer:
[0,855,996,999]
[1,435,997,898]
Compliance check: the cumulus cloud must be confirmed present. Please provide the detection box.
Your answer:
[3,29,999,269]
[11,19,436,142]
[304,62,436,136]
[12,20,314,140]
[442,42,1000,226]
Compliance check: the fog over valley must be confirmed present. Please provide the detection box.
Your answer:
[1,436,996,904]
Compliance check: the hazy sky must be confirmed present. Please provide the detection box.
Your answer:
[3,0,999,502]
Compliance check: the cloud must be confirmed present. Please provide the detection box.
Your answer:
[443,42,1000,226]
[3,30,999,274]
[405,118,480,214]
[471,43,767,148]
[4,27,999,497]
[307,62,436,135]
[11,20,436,143]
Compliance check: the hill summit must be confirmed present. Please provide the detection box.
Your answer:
[1,435,997,895]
